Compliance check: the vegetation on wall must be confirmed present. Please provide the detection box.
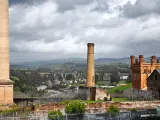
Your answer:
[48,110,63,120]
[65,101,86,114]
[106,104,120,116]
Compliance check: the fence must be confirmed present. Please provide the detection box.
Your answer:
[0,110,160,120]
[0,111,48,120]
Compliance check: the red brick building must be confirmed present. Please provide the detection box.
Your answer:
[130,55,160,90]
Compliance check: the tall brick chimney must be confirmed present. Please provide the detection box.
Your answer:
[0,0,13,104]
[86,43,95,87]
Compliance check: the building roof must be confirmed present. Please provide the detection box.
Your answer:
[147,69,160,80]
[156,69,160,74]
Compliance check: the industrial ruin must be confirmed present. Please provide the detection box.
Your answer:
[130,55,160,90]
[79,43,107,101]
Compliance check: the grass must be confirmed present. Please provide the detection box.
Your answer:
[58,98,134,104]
[58,100,104,105]
[71,84,84,87]
[107,83,132,93]
[112,98,133,102]
[96,81,109,85]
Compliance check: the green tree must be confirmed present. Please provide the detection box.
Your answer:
[65,101,86,114]
[66,74,74,80]
[10,76,20,83]
[48,110,63,120]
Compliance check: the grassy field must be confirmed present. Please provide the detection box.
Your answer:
[96,81,109,85]
[112,98,133,102]
[107,83,132,93]
[58,100,104,105]
[71,84,85,87]
[58,98,134,104]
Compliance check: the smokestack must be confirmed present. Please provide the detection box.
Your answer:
[0,0,10,81]
[86,43,95,87]
[0,0,13,104]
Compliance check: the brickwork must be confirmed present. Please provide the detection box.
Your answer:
[130,55,160,90]
[86,43,95,87]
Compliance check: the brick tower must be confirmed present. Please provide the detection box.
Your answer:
[86,43,95,87]
[130,55,160,90]
[0,0,13,104]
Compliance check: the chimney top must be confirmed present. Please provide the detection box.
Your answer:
[139,55,144,58]
[130,55,135,58]
[87,43,94,46]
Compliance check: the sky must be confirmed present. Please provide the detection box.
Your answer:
[9,0,160,63]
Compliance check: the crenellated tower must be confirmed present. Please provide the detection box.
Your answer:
[130,55,160,90]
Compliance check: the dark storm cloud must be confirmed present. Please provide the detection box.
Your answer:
[123,40,160,56]
[9,0,44,6]
[123,0,160,18]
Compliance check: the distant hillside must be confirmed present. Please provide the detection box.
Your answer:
[11,56,159,69]
[10,57,129,68]
[95,57,130,64]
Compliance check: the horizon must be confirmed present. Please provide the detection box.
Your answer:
[10,55,160,64]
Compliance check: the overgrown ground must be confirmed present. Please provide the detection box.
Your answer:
[112,98,133,102]
[58,100,104,105]
[107,83,132,93]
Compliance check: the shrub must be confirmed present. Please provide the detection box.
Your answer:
[129,108,137,112]
[33,103,39,109]
[106,104,120,116]
[48,110,63,120]
[65,101,85,114]
[0,107,22,114]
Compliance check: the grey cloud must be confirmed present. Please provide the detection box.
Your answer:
[91,0,109,12]
[123,0,160,18]
[9,0,45,6]
[55,0,94,12]
[8,0,160,63]
[123,40,160,56]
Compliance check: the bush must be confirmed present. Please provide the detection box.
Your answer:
[129,108,137,112]
[106,104,120,116]
[33,103,39,110]
[65,101,85,114]
[0,107,22,114]
[48,110,63,120]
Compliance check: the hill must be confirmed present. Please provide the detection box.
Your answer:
[11,56,159,68]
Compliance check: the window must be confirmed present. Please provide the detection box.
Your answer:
[155,75,158,80]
